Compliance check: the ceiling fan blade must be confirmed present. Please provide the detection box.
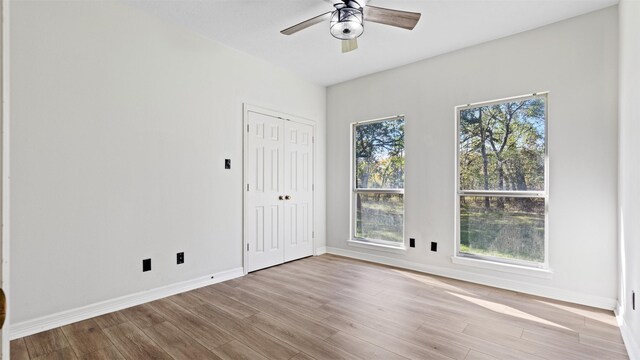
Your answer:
[364,5,421,30]
[281,11,333,35]
[342,38,358,53]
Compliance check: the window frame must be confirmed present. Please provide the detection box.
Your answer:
[350,115,406,249]
[454,93,549,269]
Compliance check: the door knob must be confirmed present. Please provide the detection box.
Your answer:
[285,195,291,200]
[0,288,6,329]
[279,195,284,200]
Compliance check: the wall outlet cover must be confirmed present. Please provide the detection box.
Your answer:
[143,258,151,272]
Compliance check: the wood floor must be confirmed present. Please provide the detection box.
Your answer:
[11,254,628,360]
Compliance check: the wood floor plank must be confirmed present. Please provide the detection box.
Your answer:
[142,321,223,360]
[211,339,269,360]
[23,328,70,358]
[463,323,523,339]
[209,283,337,339]
[330,303,469,359]
[522,329,628,360]
[578,321,625,344]
[250,271,333,305]
[465,350,497,360]
[91,312,129,330]
[61,319,113,355]
[146,297,232,351]
[321,314,459,360]
[76,346,125,360]
[579,333,629,355]
[246,312,360,360]
[289,352,316,360]
[232,280,334,322]
[190,303,300,360]
[119,304,166,329]
[324,331,409,360]
[192,285,259,319]
[10,338,31,360]
[103,322,172,360]
[417,323,546,360]
[166,291,210,310]
[237,274,328,308]
[32,347,77,360]
[461,322,596,360]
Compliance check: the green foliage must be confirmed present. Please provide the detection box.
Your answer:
[355,119,405,189]
[458,97,546,262]
[460,197,545,262]
[459,98,545,192]
[354,118,405,243]
[355,193,404,243]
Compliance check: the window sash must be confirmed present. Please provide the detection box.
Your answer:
[352,116,405,246]
[457,190,544,198]
[354,188,404,194]
[455,93,549,268]
[352,190,405,245]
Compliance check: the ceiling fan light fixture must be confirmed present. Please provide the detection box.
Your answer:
[330,7,364,40]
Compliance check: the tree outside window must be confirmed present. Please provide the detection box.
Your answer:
[457,95,547,265]
[353,117,405,245]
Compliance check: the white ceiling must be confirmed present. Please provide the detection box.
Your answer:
[126,0,617,86]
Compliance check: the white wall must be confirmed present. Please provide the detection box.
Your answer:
[10,1,326,325]
[327,7,618,308]
[618,0,640,357]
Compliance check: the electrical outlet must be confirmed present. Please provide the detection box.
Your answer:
[143,258,151,272]
[177,252,184,265]
[409,238,415,248]
[430,242,438,252]
[225,159,231,169]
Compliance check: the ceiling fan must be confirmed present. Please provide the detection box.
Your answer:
[280,0,421,53]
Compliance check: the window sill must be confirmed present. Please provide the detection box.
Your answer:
[348,239,407,254]
[451,255,553,279]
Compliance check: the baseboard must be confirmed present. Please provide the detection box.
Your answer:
[615,305,640,360]
[326,247,616,310]
[315,246,327,255]
[10,267,244,340]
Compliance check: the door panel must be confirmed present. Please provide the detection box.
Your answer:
[283,121,314,262]
[246,111,284,272]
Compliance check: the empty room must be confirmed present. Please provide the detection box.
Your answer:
[1,0,639,359]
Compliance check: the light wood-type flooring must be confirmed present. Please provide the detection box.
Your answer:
[11,254,628,359]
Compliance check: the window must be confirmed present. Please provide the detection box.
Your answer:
[352,117,405,247]
[456,94,547,267]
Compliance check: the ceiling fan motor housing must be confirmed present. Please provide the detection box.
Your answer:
[330,7,364,40]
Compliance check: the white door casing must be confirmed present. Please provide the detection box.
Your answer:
[244,105,314,273]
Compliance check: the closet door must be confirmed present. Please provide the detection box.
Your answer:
[245,111,284,272]
[283,121,314,262]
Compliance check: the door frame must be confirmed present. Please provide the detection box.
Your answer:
[2,0,10,357]
[242,104,315,275]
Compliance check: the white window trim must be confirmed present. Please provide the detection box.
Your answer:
[451,255,553,279]
[453,92,550,271]
[350,115,406,250]
[348,239,407,253]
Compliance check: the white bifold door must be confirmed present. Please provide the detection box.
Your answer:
[245,110,314,273]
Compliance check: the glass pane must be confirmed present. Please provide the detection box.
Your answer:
[355,193,404,243]
[459,97,545,191]
[459,196,544,263]
[355,119,405,189]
